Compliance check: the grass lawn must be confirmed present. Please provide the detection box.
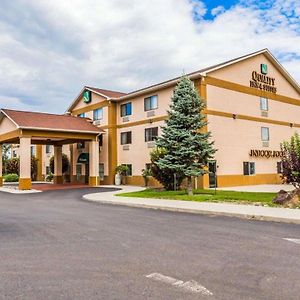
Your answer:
[117,188,278,206]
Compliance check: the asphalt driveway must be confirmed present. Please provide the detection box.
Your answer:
[0,188,299,299]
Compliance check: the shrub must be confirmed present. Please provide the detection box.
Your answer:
[49,154,70,174]
[4,173,19,182]
[115,165,129,175]
[46,173,53,182]
[150,147,185,190]
[281,132,300,188]
[4,156,38,181]
[141,168,152,187]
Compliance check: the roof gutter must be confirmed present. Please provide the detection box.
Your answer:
[118,73,203,101]
[19,126,103,134]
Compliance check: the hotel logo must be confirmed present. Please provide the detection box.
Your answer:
[249,64,277,94]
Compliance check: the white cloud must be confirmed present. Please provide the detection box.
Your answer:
[211,6,225,16]
[0,0,299,113]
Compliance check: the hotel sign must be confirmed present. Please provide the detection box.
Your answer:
[249,149,283,158]
[249,64,277,94]
[83,90,92,103]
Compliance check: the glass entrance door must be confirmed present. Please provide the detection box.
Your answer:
[208,161,217,188]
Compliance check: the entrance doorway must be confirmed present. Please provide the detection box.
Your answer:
[208,161,217,188]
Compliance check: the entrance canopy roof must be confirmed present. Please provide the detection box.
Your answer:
[0,109,103,145]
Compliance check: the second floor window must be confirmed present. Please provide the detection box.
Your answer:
[261,127,269,141]
[145,127,158,142]
[144,95,158,111]
[121,131,132,145]
[121,102,132,117]
[93,108,103,121]
[260,97,268,111]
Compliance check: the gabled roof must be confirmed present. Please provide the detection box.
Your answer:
[0,109,103,134]
[118,48,300,100]
[67,86,127,112]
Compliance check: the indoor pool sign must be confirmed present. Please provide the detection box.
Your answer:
[83,90,92,103]
[250,64,277,94]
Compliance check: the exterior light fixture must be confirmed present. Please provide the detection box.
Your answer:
[232,114,237,119]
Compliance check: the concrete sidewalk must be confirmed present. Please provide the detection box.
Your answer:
[83,186,300,224]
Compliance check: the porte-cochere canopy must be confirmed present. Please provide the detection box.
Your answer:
[0,109,103,190]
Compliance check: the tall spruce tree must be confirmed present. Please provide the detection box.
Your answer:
[156,76,216,195]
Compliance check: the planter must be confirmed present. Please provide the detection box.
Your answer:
[115,173,121,186]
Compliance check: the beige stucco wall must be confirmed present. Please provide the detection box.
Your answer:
[209,53,300,99]
[207,85,300,124]
[0,117,17,134]
[208,115,298,175]
[117,86,173,124]
[72,92,107,111]
[117,122,164,176]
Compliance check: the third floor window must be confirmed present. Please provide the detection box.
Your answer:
[121,102,132,117]
[144,95,158,111]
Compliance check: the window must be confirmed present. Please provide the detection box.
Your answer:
[277,161,283,174]
[121,102,132,117]
[122,164,132,176]
[144,95,158,111]
[145,163,152,170]
[93,108,103,121]
[145,127,158,142]
[121,131,132,145]
[46,145,51,154]
[12,150,17,158]
[260,97,268,111]
[99,163,104,180]
[243,162,255,175]
[261,127,269,141]
[78,113,85,118]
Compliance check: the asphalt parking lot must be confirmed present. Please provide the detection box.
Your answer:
[0,188,299,299]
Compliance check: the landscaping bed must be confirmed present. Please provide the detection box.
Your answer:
[117,188,283,207]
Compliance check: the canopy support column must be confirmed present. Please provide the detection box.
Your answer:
[89,140,99,186]
[19,137,32,190]
[53,145,63,184]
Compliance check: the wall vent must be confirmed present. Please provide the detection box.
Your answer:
[122,116,130,122]
[123,145,130,151]
[262,141,269,147]
[147,110,155,117]
[147,141,156,148]
[261,111,268,117]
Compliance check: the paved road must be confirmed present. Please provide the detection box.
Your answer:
[0,188,299,300]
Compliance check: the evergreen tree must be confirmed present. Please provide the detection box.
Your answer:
[156,76,216,195]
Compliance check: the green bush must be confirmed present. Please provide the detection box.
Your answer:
[4,173,19,182]
[49,154,70,174]
[4,156,38,181]
[150,147,185,190]
[46,173,53,182]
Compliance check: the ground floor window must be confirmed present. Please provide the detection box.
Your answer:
[99,163,104,180]
[243,162,255,175]
[122,164,132,176]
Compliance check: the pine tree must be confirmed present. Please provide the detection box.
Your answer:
[156,76,216,196]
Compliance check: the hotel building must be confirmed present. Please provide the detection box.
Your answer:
[1,49,300,189]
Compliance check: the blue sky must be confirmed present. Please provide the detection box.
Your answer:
[0,0,300,113]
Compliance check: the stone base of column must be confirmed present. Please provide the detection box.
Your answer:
[0,177,3,187]
[70,175,77,183]
[19,178,32,190]
[89,176,99,187]
[53,176,63,184]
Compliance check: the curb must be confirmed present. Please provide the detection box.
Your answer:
[82,196,300,225]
